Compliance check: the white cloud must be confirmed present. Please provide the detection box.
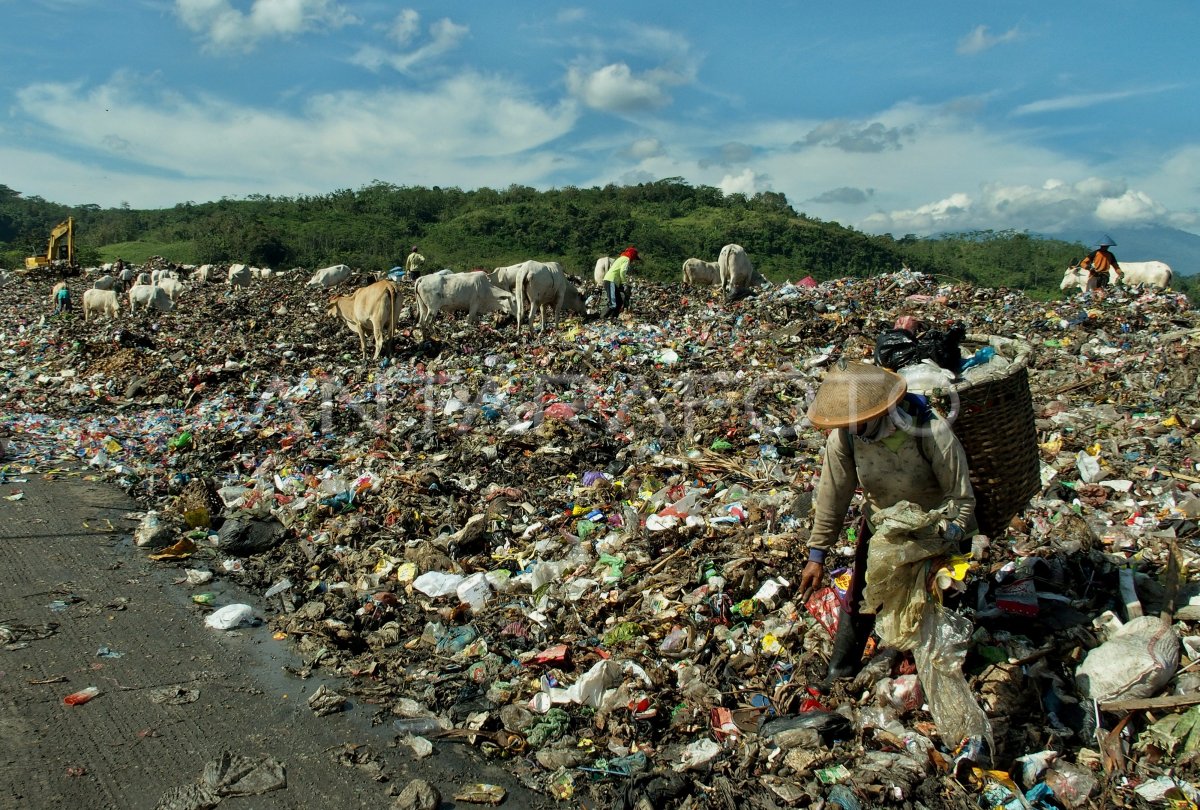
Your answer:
[1013,85,1176,116]
[623,138,664,160]
[956,24,1022,56]
[387,9,420,46]
[10,73,578,207]
[351,16,468,72]
[1096,190,1165,224]
[174,0,355,52]
[718,168,768,197]
[566,63,670,113]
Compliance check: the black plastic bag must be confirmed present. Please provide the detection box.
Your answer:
[216,515,286,556]
[874,328,921,371]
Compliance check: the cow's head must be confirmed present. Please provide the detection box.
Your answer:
[496,292,518,317]
[1060,265,1085,291]
[325,295,346,319]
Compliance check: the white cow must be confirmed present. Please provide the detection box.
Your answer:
[150,269,177,284]
[227,264,252,287]
[682,258,721,286]
[514,262,586,332]
[326,280,401,360]
[192,265,216,283]
[156,277,184,302]
[83,288,120,322]
[1061,261,1173,292]
[92,275,117,291]
[490,263,529,293]
[416,271,517,325]
[128,284,175,313]
[593,256,614,287]
[718,244,755,296]
[307,264,352,287]
[119,266,140,283]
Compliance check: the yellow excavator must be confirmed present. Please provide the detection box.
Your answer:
[25,217,76,270]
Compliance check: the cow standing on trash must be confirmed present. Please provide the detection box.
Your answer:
[799,360,992,769]
[326,279,401,360]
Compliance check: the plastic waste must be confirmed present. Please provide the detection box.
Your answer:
[392,717,445,736]
[204,603,256,630]
[1076,615,1180,702]
[64,686,100,705]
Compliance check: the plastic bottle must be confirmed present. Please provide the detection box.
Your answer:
[64,686,101,705]
[392,717,443,735]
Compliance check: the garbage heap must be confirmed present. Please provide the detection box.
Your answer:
[2,269,1199,810]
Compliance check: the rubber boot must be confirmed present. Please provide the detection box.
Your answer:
[820,611,876,690]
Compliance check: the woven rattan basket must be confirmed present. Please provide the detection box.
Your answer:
[929,334,1039,538]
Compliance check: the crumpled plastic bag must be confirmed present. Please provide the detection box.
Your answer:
[861,501,991,749]
[204,604,256,631]
[861,500,955,650]
[1076,615,1181,702]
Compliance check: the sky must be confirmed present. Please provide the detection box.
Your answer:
[2,0,1198,239]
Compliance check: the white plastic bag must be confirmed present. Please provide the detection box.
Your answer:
[1076,615,1180,702]
[205,603,255,630]
[412,571,464,597]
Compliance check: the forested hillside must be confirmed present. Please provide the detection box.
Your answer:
[0,179,1111,296]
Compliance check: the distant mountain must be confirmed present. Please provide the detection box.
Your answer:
[1056,224,1200,276]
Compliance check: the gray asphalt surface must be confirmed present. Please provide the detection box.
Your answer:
[0,471,546,810]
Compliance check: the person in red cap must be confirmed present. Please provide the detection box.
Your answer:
[602,246,639,318]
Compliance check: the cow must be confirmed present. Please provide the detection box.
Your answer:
[128,284,175,313]
[514,262,586,332]
[119,266,139,283]
[134,272,152,286]
[1061,260,1173,292]
[307,264,352,287]
[490,262,529,293]
[593,256,614,287]
[150,269,177,284]
[416,271,517,326]
[83,288,120,322]
[92,275,117,291]
[718,244,756,297]
[682,258,721,286]
[326,280,401,360]
[227,264,252,287]
[156,277,184,302]
[192,265,215,283]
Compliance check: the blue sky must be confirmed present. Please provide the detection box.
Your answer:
[2,0,1198,238]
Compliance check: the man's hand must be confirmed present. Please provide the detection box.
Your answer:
[799,560,825,602]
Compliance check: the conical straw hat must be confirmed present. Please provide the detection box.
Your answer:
[807,361,907,430]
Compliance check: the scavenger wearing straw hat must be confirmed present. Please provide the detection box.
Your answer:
[807,361,907,430]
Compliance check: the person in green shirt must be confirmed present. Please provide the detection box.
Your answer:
[602,246,639,318]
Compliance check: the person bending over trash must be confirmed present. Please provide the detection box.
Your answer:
[799,359,993,771]
[1079,236,1122,291]
[53,282,72,315]
[602,246,639,318]
[799,360,975,686]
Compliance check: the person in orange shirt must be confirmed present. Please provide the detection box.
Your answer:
[1079,237,1123,291]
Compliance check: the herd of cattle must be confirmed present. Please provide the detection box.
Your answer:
[12,246,1180,359]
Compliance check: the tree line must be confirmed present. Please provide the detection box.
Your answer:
[0,179,1125,297]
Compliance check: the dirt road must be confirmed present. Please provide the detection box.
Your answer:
[0,472,547,809]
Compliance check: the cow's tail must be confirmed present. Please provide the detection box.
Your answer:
[387,282,398,352]
[1166,267,1174,289]
[515,270,528,331]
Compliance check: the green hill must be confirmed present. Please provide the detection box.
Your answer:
[0,178,1146,297]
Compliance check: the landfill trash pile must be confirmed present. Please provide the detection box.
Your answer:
[2,267,1200,809]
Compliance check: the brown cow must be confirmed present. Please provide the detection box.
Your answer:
[327,279,401,360]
